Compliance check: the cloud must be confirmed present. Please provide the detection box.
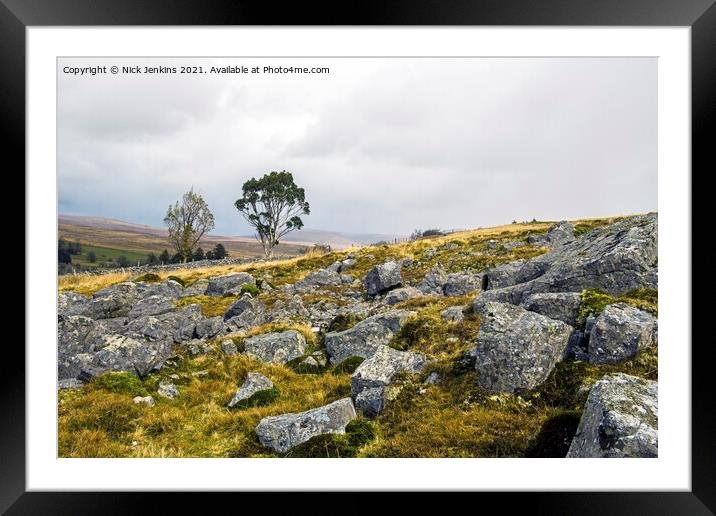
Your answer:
[58,57,656,236]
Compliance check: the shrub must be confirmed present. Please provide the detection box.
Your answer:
[240,284,261,297]
[90,372,148,397]
[331,356,364,375]
[133,272,161,283]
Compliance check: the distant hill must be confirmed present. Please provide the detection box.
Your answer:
[58,214,309,259]
[242,228,406,249]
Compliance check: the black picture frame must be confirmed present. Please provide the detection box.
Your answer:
[5,0,711,512]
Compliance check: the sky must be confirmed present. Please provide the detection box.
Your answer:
[58,57,657,237]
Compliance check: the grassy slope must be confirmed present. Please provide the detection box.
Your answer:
[70,244,148,267]
[58,214,657,458]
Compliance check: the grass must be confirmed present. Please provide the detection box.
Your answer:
[576,288,658,329]
[58,213,657,458]
[70,244,148,268]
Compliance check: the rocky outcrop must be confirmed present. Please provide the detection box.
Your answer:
[417,265,448,295]
[255,398,357,453]
[351,346,428,417]
[127,295,176,320]
[228,372,274,408]
[81,282,142,319]
[520,292,581,326]
[588,303,657,364]
[473,302,573,392]
[479,214,657,304]
[180,278,209,297]
[442,273,482,296]
[365,261,402,296]
[546,221,575,246]
[206,272,256,296]
[567,373,657,458]
[243,330,308,365]
[324,309,414,365]
[90,334,173,378]
[223,294,266,331]
[296,269,343,289]
[440,306,465,323]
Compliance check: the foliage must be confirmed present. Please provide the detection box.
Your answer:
[240,284,261,297]
[234,171,310,258]
[164,188,216,262]
[193,247,205,261]
[117,255,130,267]
[133,272,162,283]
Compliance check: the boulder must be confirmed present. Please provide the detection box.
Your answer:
[520,292,581,326]
[127,295,176,320]
[255,398,357,453]
[478,214,658,303]
[365,261,403,296]
[442,273,481,296]
[144,279,184,298]
[473,302,573,392]
[223,294,266,331]
[297,269,343,289]
[180,278,209,297]
[384,286,421,306]
[546,221,576,246]
[58,315,113,380]
[196,316,224,339]
[440,306,465,323]
[567,373,657,458]
[82,283,142,319]
[351,346,427,417]
[228,372,274,408]
[90,333,173,378]
[220,339,238,356]
[243,330,308,365]
[325,309,414,365]
[588,303,658,364]
[58,291,88,316]
[417,265,448,295]
[206,272,256,296]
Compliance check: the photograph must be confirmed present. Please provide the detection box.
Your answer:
[55,56,659,459]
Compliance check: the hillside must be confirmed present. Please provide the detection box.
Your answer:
[57,213,658,459]
[59,214,309,259]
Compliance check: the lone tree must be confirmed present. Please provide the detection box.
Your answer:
[164,189,215,262]
[234,171,310,258]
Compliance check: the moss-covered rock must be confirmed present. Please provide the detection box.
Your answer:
[240,283,261,297]
[284,419,376,457]
[133,272,161,283]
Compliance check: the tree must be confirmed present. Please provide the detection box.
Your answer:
[193,247,205,261]
[234,171,310,258]
[212,243,227,259]
[159,249,170,264]
[147,252,159,265]
[164,188,215,262]
[58,246,72,264]
[117,255,130,267]
[87,251,97,263]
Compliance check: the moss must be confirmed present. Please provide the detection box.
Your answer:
[576,288,658,329]
[175,295,235,317]
[285,356,329,375]
[167,275,187,287]
[240,284,261,297]
[133,272,161,283]
[285,419,376,457]
[331,356,365,375]
[327,313,363,333]
[229,386,280,409]
[90,372,149,397]
[388,314,441,351]
[524,410,582,457]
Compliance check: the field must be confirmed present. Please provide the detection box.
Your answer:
[69,244,149,268]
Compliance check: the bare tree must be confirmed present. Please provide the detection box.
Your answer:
[164,189,215,262]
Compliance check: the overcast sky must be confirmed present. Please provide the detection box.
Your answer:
[58,57,656,236]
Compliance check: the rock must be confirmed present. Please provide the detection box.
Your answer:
[340,258,357,271]
[58,378,83,390]
[527,234,549,246]
[567,373,657,458]
[547,221,576,246]
[228,372,274,408]
[82,283,142,319]
[588,303,657,364]
[478,214,658,303]
[196,316,224,339]
[206,272,256,296]
[296,269,342,289]
[442,273,481,296]
[157,381,179,399]
[220,339,238,356]
[351,346,428,417]
[424,372,441,385]
[443,242,459,250]
[122,315,173,343]
[417,265,448,295]
[127,295,176,320]
[300,350,328,369]
[473,302,573,392]
[255,398,357,453]
[184,338,213,357]
[325,309,415,365]
[180,278,209,297]
[384,286,421,306]
[243,330,308,365]
[365,261,403,296]
[268,295,310,322]
[440,306,465,323]
[423,247,437,258]
[520,292,581,326]
[133,395,155,406]
[58,291,88,316]
[223,294,266,330]
[90,334,173,378]
[144,279,184,298]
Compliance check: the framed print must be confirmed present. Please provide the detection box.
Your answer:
[6,0,713,512]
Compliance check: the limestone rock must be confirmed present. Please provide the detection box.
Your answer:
[588,303,657,364]
[520,292,582,326]
[243,330,307,365]
[365,261,403,296]
[228,372,274,408]
[206,272,256,296]
[384,286,421,306]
